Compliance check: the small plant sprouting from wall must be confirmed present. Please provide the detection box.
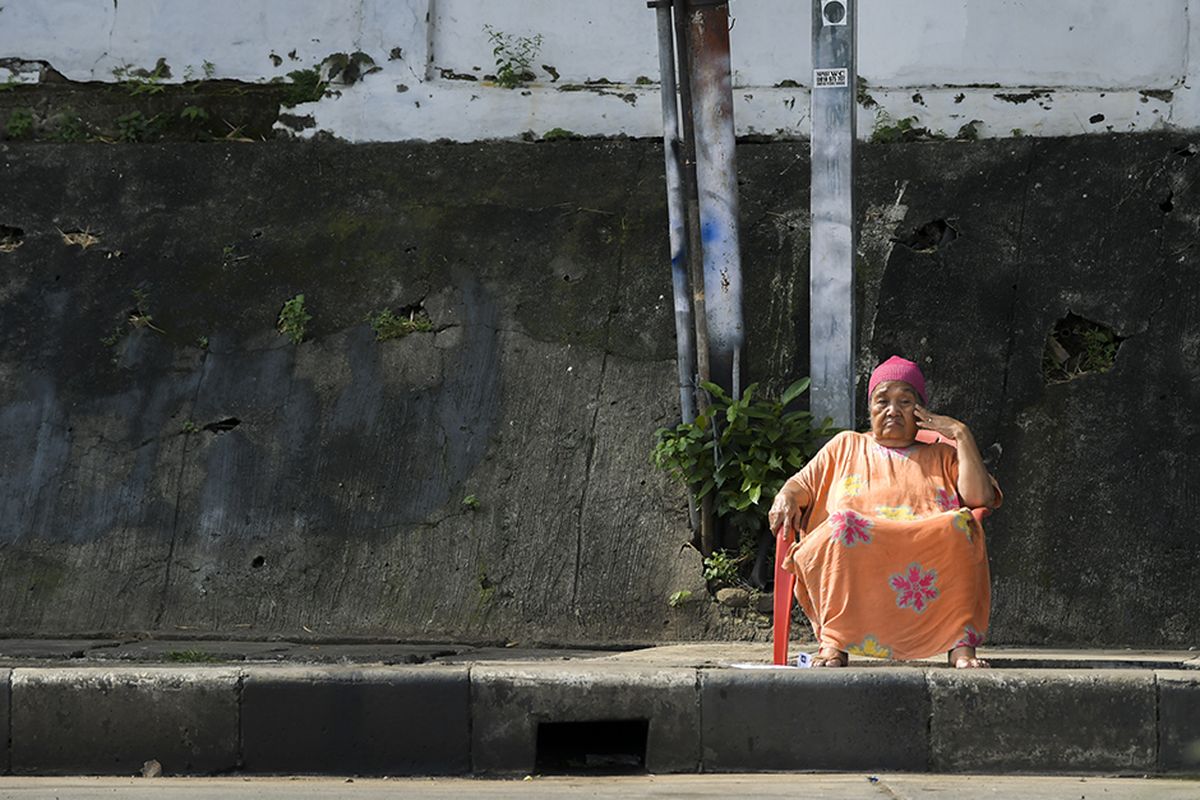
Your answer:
[112,61,169,96]
[702,550,740,588]
[542,127,576,141]
[1042,313,1124,384]
[115,111,166,143]
[127,289,164,333]
[101,289,164,360]
[855,76,877,109]
[180,105,209,123]
[369,307,434,341]
[49,109,88,142]
[278,294,312,344]
[870,112,946,144]
[667,589,694,608]
[281,68,327,107]
[5,108,34,140]
[483,24,544,89]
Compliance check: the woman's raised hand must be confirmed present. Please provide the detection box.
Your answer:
[916,404,996,508]
[915,404,968,441]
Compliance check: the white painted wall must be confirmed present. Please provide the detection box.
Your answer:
[1,0,1197,141]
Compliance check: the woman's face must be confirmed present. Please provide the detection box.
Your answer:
[869,381,919,444]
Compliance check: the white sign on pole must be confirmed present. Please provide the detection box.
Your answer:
[813,68,848,88]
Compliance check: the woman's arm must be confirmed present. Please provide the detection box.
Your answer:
[916,405,997,509]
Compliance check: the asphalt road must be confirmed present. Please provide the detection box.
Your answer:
[0,774,1196,799]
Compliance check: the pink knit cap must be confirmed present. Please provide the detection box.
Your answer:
[868,355,927,403]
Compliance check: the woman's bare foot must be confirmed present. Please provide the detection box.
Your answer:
[949,645,989,669]
[812,648,849,667]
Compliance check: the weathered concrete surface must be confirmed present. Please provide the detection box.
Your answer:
[470,664,700,774]
[0,140,717,645]
[10,667,240,775]
[929,670,1157,772]
[701,668,930,771]
[0,135,1198,647]
[241,665,469,774]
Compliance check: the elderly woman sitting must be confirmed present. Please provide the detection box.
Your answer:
[769,356,1001,668]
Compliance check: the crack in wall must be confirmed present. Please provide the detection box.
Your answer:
[154,349,210,628]
[995,141,1039,437]
[568,147,645,614]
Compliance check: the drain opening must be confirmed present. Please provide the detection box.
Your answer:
[534,719,649,774]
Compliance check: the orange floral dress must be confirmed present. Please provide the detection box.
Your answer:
[781,431,1002,660]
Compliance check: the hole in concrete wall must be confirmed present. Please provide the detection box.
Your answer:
[535,720,648,774]
[1089,113,1105,124]
[0,225,24,253]
[203,417,241,434]
[1042,312,1124,384]
[251,555,265,569]
[59,228,100,249]
[1160,192,1174,213]
[892,219,958,253]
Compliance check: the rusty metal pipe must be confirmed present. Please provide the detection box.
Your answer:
[687,2,744,399]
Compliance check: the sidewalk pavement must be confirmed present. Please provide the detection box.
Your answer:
[1,774,1199,799]
[0,639,1194,777]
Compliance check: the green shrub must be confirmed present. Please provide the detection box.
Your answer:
[652,378,835,538]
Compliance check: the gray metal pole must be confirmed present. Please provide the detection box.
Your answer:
[809,0,857,429]
[687,2,744,398]
[654,2,698,425]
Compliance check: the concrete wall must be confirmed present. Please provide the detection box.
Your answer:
[2,0,1199,141]
[1,134,1197,647]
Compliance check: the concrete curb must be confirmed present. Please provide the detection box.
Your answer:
[10,667,240,775]
[240,665,470,775]
[701,668,930,771]
[0,664,1194,776]
[928,669,1157,772]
